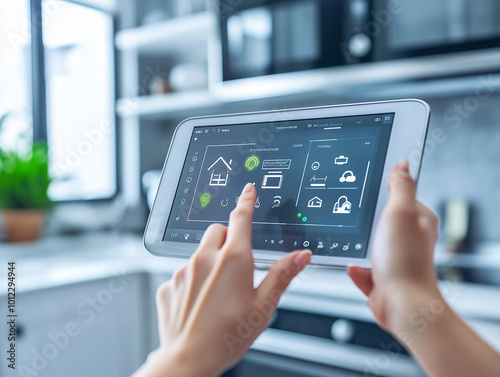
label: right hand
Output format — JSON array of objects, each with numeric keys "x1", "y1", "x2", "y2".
[{"x1": 347, "y1": 161, "x2": 440, "y2": 333}]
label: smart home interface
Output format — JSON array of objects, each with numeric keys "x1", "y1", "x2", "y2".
[{"x1": 164, "y1": 113, "x2": 395, "y2": 259}]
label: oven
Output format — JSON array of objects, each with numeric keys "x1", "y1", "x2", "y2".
[{"x1": 222, "y1": 296, "x2": 425, "y2": 377}]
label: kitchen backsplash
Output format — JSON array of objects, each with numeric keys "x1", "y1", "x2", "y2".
[{"x1": 418, "y1": 94, "x2": 500, "y2": 242}]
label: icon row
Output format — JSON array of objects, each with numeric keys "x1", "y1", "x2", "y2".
[
  {"x1": 309, "y1": 170, "x2": 356, "y2": 188},
  {"x1": 198, "y1": 192, "x2": 353, "y2": 214},
  {"x1": 169, "y1": 232, "x2": 203, "y2": 242},
  {"x1": 206, "y1": 156, "x2": 293, "y2": 188},
  {"x1": 310, "y1": 155, "x2": 349, "y2": 172},
  {"x1": 307, "y1": 195, "x2": 352, "y2": 214},
  {"x1": 171, "y1": 231, "x2": 364, "y2": 252}
]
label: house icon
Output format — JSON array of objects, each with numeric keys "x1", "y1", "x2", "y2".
[
  {"x1": 308, "y1": 196, "x2": 322, "y2": 208},
  {"x1": 207, "y1": 157, "x2": 232, "y2": 186}
]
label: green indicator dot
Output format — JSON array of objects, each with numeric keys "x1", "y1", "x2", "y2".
[
  {"x1": 200, "y1": 193, "x2": 211, "y2": 208},
  {"x1": 245, "y1": 155, "x2": 260, "y2": 171},
  {"x1": 297, "y1": 213, "x2": 302, "y2": 218}
]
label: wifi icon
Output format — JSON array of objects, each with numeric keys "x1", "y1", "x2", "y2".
[{"x1": 272, "y1": 196, "x2": 282, "y2": 209}]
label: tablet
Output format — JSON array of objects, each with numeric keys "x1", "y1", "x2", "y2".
[{"x1": 144, "y1": 100, "x2": 430, "y2": 268}]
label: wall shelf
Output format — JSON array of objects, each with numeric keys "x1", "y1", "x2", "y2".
[
  {"x1": 115, "y1": 12, "x2": 215, "y2": 58},
  {"x1": 117, "y1": 89, "x2": 219, "y2": 119}
]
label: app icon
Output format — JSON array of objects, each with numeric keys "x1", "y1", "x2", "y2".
[
  {"x1": 355, "y1": 243, "x2": 363, "y2": 250},
  {"x1": 339, "y1": 171, "x2": 357, "y2": 183},
  {"x1": 208, "y1": 157, "x2": 232, "y2": 186},
  {"x1": 333, "y1": 196, "x2": 352, "y2": 214},
  {"x1": 311, "y1": 161, "x2": 320, "y2": 170},
  {"x1": 262, "y1": 174, "x2": 283, "y2": 189},
  {"x1": 200, "y1": 193, "x2": 211, "y2": 208},
  {"x1": 318, "y1": 241, "x2": 324, "y2": 249},
  {"x1": 255, "y1": 197, "x2": 261, "y2": 209},
  {"x1": 342, "y1": 243, "x2": 350, "y2": 251},
  {"x1": 272, "y1": 196, "x2": 282, "y2": 208},
  {"x1": 303, "y1": 241, "x2": 310, "y2": 248},
  {"x1": 334, "y1": 155, "x2": 349, "y2": 165},
  {"x1": 308, "y1": 196, "x2": 323, "y2": 208},
  {"x1": 329, "y1": 242, "x2": 339, "y2": 249},
  {"x1": 310, "y1": 175, "x2": 327, "y2": 187},
  {"x1": 262, "y1": 159, "x2": 291, "y2": 170},
  {"x1": 221, "y1": 199, "x2": 229, "y2": 207},
  {"x1": 245, "y1": 155, "x2": 260, "y2": 171},
  {"x1": 184, "y1": 234, "x2": 190, "y2": 240}
]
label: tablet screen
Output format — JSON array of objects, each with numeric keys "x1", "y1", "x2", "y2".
[{"x1": 164, "y1": 113, "x2": 394, "y2": 258}]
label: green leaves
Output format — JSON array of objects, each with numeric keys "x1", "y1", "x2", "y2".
[{"x1": 0, "y1": 142, "x2": 52, "y2": 210}]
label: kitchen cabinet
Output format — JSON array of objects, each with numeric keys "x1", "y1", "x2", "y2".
[{"x1": 0, "y1": 273, "x2": 146, "y2": 377}]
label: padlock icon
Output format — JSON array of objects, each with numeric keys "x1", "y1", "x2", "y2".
[{"x1": 333, "y1": 196, "x2": 352, "y2": 214}]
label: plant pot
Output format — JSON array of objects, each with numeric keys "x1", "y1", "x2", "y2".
[{"x1": 2, "y1": 209, "x2": 45, "y2": 243}]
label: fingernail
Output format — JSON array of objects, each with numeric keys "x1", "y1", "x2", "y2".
[
  {"x1": 294, "y1": 250, "x2": 312, "y2": 268},
  {"x1": 242, "y1": 183, "x2": 253, "y2": 195},
  {"x1": 395, "y1": 161, "x2": 409, "y2": 174}
]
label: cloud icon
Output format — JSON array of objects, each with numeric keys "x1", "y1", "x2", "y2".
[{"x1": 339, "y1": 171, "x2": 356, "y2": 183}]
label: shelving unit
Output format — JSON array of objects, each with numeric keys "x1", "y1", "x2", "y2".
[
  {"x1": 116, "y1": 12, "x2": 215, "y2": 58},
  {"x1": 116, "y1": 89, "x2": 218, "y2": 118}
]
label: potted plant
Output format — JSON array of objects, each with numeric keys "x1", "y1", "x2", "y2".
[{"x1": 0, "y1": 114, "x2": 52, "y2": 242}]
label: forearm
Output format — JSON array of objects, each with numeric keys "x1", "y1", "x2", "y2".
[{"x1": 390, "y1": 285, "x2": 500, "y2": 377}]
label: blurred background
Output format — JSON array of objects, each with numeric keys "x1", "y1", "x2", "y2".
[{"x1": 1, "y1": 0, "x2": 500, "y2": 376}]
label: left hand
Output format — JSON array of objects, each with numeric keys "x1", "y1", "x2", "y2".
[{"x1": 147, "y1": 183, "x2": 311, "y2": 377}]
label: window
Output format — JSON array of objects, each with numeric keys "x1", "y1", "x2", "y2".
[
  {"x1": 0, "y1": 0, "x2": 32, "y2": 149},
  {"x1": 43, "y1": 0, "x2": 117, "y2": 201}
]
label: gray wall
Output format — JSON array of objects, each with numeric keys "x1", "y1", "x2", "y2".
[{"x1": 418, "y1": 94, "x2": 500, "y2": 242}]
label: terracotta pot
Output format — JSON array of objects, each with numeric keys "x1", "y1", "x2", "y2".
[{"x1": 2, "y1": 210, "x2": 45, "y2": 243}]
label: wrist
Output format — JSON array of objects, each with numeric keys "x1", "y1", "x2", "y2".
[
  {"x1": 385, "y1": 282, "x2": 448, "y2": 342},
  {"x1": 142, "y1": 346, "x2": 209, "y2": 377}
]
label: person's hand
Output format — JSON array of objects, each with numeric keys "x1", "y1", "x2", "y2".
[
  {"x1": 142, "y1": 183, "x2": 311, "y2": 377},
  {"x1": 347, "y1": 161, "x2": 440, "y2": 334}
]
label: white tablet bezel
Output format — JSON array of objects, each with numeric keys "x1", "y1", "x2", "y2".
[{"x1": 144, "y1": 99, "x2": 430, "y2": 268}]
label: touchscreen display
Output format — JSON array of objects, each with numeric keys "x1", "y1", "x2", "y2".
[{"x1": 164, "y1": 113, "x2": 394, "y2": 258}]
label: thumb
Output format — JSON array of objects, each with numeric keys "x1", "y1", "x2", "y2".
[
  {"x1": 388, "y1": 161, "x2": 417, "y2": 207},
  {"x1": 347, "y1": 266, "x2": 373, "y2": 297},
  {"x1": 257, "y1": 250, "x2": 311, "y2": 302}
]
